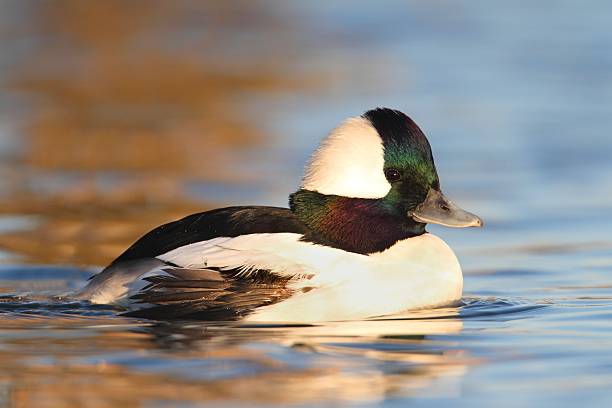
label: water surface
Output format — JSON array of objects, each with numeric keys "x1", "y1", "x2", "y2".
[{"x1": 1, "y1": 1, "x2": 611, "y2": 407}]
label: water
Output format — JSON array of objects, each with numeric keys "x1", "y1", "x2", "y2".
[{"x1": 1, "y1": 1, "x2": 611, "y2": 406}]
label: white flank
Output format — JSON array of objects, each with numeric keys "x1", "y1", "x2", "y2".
[
  {"x1": 81, "y1": 232, "x2": 463, "y2": 322},
  {"x1": 157, "y1": 233, "x2": 353, "y2": 281},
  {"x1": 301, "y1": 116, "x2": 391, "y2": 199},
  {"x1": 247, "y1": 233, "x2": 463, "y2": 323}
]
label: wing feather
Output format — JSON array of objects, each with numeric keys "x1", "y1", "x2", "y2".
[
  {"x1": 157, "y1": 233, "x2": 330, "y2": 280},
  {"x1": 125, "y1": 266, "x2": 295, "y2": 320}
]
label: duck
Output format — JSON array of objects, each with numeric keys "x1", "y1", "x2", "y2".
[{"x1": 76, "y1": 108, "x2": 482, "y2": 323}]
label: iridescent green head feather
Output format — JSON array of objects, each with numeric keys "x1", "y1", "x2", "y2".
[{"x1": 364, "y1": 108, "x2": 440, "y2": 214}]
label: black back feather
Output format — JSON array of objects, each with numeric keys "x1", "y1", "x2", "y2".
[{"x1": 111, "y1": 206, "x2": 309, "y2": 265}]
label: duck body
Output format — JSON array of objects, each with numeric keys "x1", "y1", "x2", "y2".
[{"x1": 77, "y1": 108, "x2": 480, "y2": 323}]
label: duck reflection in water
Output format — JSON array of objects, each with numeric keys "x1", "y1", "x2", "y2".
[{"x1": 127, "y1": 315, "x2": 471, "y2": 405}]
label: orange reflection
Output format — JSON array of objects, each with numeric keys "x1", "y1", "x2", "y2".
[
  {"x1": 0, "y1": 1, "x2": 323, "y2": 266},
  {"x1": 0, "y1": 313, "x2": 474, "y2": 407}
]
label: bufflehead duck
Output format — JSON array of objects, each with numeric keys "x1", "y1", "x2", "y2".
[{"x1": 76, "y1": 108, "x2": 482, "y2": 322}]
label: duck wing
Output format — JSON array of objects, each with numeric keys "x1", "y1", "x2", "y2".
[
  {"x1": 124, "y1": 266, "x2": 294, "y2": 321},
  {"x1": 110, "y1": 206, "x2": 310, "y2": 266},
  {"x1": 76, "y1": 206, "x2": 326, "y2": 316}
]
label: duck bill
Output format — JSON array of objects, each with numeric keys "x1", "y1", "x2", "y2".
[{"x1": 411, "y1": 189, "x2": 483, "y2": 228}]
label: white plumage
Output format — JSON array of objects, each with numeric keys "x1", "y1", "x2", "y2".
[
  {"x1": 246, "y1": 233, "x2": 463, "y2": 322},
  {"x1": 83, "y1": 233, "x2": 462, "y2": 322},
  {"x1": 301, "y1": 117, "x2": 392, "y2": 199}
]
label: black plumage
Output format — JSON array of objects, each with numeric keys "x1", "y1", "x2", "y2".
[
  {"x1": 125, "y1": 266, "x2": 293, "y2": 321},
  {"x1": 362, "y1": 108, "x2": 433, "y2": 159},
  {"x1": 111, "y1": 206, "x2": 310, "y2": 265}
]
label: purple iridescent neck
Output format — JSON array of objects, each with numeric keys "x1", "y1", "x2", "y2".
[{"x1": 289, "y1": 189, "x2": 426, "y2": 255}]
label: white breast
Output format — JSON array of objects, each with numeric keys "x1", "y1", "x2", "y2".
[{"x1": 246, "y1": 233, "x2": 463, "y2": 322}]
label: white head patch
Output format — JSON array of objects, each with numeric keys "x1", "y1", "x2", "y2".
[{"x1": 301, "y1": 116, "x2": 391, "y2": 199}]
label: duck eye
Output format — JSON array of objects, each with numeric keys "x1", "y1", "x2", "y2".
[{"x1": 384, "y1": 168, "x2": 402, "y2": 182}]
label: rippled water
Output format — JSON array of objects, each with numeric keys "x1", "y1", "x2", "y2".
[{"x1": 1, "y1": 1, "x2": 611, "y2": 407}]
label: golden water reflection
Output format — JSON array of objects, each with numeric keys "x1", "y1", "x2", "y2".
[
  {"x1": 0, "y1": 313, "x2": 472, "y2": 407},
  {"x1": 0, "y1": 0, "x2": 328, "y2": 266}
]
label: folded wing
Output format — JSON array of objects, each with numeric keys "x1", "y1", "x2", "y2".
[{"x1": 126, "y1": 266, "x2": 294, "y2": 320}]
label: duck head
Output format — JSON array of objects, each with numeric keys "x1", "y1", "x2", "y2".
[{"x1": 291, "y1": 107, "x2": 482, "y2": 254}]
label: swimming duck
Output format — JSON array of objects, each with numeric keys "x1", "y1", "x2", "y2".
[{"x1": 76, "y1": 108, "x2": 482, "y2": 322}]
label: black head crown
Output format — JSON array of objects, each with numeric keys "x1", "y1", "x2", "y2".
[{"x1": 363, "y1": 108, "x2": 436, "y2": 165}]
